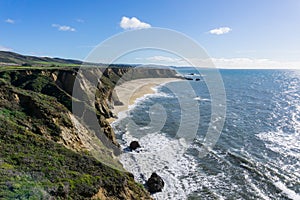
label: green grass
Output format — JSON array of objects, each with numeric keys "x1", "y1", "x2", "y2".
[
  {"x1": 0, "y1": 108, "x2": 26, "y2": 119},
  {"x1": 0, "y1": 67, "x2": 152, "y2": 199},
  {"x1": 32, "y1": 61, "x2": 81, "y2": 67},
  {"x1": 0, "y1": 117, "x2": 133, "y2": 199},
  {"x1": 0, "y1": 65, "x2": 78, "y2": 72}
]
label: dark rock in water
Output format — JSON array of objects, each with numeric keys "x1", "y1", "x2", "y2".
[
  {"x1": 195, "y1": 78, "x2": 200, "y2": 81},
  {"x1": 146, "y1": 172, "x2": 164, "y2": 193},
  {"x1": 129, "y1": 141, "x2": 141, "y2": 150},
  {"x1": 185, "y1": 77, "x2": 193, "y2": 80}
]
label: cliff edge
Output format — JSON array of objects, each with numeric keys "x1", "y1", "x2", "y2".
[{"x1": 0, "y1": 65, "x2": 178, "y2": 199}]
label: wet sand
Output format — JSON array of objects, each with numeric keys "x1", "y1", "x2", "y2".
[{"x1": 108, "y1": 78, "x2": 180, "y2": 123}]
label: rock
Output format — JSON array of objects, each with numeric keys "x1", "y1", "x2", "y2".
[
  {"x1": 146, "y1": 172, "x2": 164, "y2": 193},
  {"x1": 129, "y1": 141, "x2": 141, "y2": 150},
  {"x1": 113, "y1": 100, "x2": 123, "y2": 106},
  {"x1": 195, "y1": 78, "x2": 200, "y2": 81},
  {"x1": 184, "y1": 77, "x2": 193, "y2": 80}
]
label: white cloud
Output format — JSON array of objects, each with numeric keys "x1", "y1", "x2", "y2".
[
  {"x1": 209, "y1": 27, "x2": 232, "y2": 35},
  {"x1": 120, "y1": 16, "x2": 151, "y2": 30},
  {"x1": 52, "y1": 24, "x2": 76, "y2": 32},
  {"x1": 0, "y1": 45, "x2": 13, "y2": 51},
  {"x1": 5, "y1": 18, "x2": 15, "y2": 24}
]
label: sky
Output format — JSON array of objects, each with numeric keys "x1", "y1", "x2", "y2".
[{"x1": 0, "y1": 0, "x2": 300, "y2": 68}]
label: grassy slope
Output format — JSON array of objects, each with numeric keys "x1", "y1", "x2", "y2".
[
  {"x1": 0, "y1": 51, "x2": 135, "y2": 70},
  {"x1": 0, "y1": 51, "x2": 82, "y2": 66},
  {"x1": 0, "y1": 69, "x2": 150, "y2": 199}
]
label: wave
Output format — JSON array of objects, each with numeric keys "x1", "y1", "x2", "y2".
[
  {"x1": 113, "y1": 70, "x2": 300, "y2": 199},
  {"x1": 273, "y1": 181, "x2": 300, "y2": 200},
  {"x1": 112, "y1": 84, "x2": 175, "y2": 125},
  {"x1": 118, "y1": 132, "x2": 198, "y2": 200},
  {"x1": 127, "y1": 86, "x2": 175, "y2": 111},
  {"x1": 193, "y1": 96, "x2": 211, "y2": 101},
  {"x1": 257, "y1": 131, "x2": 300, "y2": 159},
  {"x1": 256, "y1": 130, "x2": 300, "y2": 178}
]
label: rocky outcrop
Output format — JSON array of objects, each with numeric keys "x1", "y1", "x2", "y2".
[
  {"x1": 129, "y1": 141, "x2": 141, "y2": 151},
  {"x1": 146, "y1": 173, "x2": 165, "y2": 193}
]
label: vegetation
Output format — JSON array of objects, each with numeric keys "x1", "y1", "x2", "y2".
[
  {"x1": 0, "y1": 51, "x2": 179, "y2": 199},
  {"x1": 0, "y1": 51, "x2": 82, "y2": 67},
  {"x1": 0, "y1": 116, "x2": 137, "y2": 199},
  {"x1": 0, "y1": 67, "x2": 151, "y2": 199},
  {"x1": 0, "y1": 51, "x2": 136, "y2": 71}
]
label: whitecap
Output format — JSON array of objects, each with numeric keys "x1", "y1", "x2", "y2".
[
  {"x1": 118, "y1": 132, "x2": 200, "y2": 200},
  {"x1": 273, "y1": 181, "x2": 300, "y2": 200}
]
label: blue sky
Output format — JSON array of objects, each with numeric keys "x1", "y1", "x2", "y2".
[{"x1": 1, "y1": 0, "x2": 300, "y2": 68}]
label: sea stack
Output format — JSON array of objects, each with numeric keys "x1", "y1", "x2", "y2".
[
  {"x1": 129, "y1": 141, "x2": 141, "y2": 150},
  {"x1": 146, "y1": 172, "x2": 165, "y2": 193}
]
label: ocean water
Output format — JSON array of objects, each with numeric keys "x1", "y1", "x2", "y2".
[{"x1": 112, "y1": 69, "x2": 300, "y2": 200}]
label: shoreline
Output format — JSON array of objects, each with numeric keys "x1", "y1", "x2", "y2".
[{"x1": 108, "y1": 78, "x2": 180, "y2": 123}]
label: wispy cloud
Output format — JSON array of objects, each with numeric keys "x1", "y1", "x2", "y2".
[
  {"x1": 210, "y1": 57, "x2": 300, "y2": 69},
  {"x1": 134, "y1": 56, "x2": 187, "y2": 66},
  {"x1": 209, "y1": 27, "x2": 232, "y2": 35},
  {"x1": 0, "y1": 45, "x2": 13, "y2": 51},
  {"x1": 5, "y1": 18, "x2": 15, "y2": 24},
  {"x1": 137, "y1": 56, "x2": 300, "y2": 69},
  {"x1": 77, "y1": 45, "x2": 96, "y2": 48},
  {"x1": 179, "y1": 57, "x2": 300, "y2": 69},
  {"x1": 120, "y1": 16, "x2": 151, "y2": 30},
  {"x1": 52, "y1": 24, "x2": 76, "y2": 32},
  {"x1": 76, "y1": 19, "x2": 84, "y2": 23},
  {"x1": 144, "y1": 56, "x2": 183, "y2": 63}
]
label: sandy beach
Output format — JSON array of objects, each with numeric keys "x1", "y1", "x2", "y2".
[{"x1": 108, "y1": 78, "x2": 180, "y2": 123}]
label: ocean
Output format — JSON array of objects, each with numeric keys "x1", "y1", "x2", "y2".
[{"x1": 112, "y1": 68, "x2": 300, "y2": 200}]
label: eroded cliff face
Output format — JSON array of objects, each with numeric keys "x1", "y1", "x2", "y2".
[{"x1": 0, "y1": 66, "x2": 178, "y2": 199}]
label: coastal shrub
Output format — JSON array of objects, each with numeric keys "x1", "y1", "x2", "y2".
[
  {"x1": 0, "y1": 68, "x2": 151, "y2": 199},
  {"x1": 0, "y1": 118, "x2": 133, "y2": 199}
]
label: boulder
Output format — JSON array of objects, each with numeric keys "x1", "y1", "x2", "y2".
[
  {"x1": 129, "y1": 141, "x2": 141, "y2": 150},
  {"x1": 146, "y1": 172, "x2": 164, "y2": 193}
]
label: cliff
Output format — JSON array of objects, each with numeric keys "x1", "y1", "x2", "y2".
[{"x1": 0, "y1": 65, "x2": 178, "y2": 199}]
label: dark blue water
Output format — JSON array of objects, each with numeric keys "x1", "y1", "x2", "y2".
[{"x1": 113, "y1": 69, "x2": 300, "y2": 200}]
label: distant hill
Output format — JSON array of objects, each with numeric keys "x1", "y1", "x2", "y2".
[
  {"x1": 0, "y1": 51, "x2": 179, "y2": 71},
  {"x1": 0, "y1": 51, "x2": 83, "y2": 66}
]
